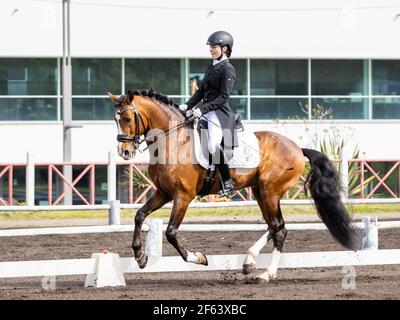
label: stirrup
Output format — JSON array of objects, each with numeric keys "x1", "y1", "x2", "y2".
[{"x1": 218, "y1": 179, "x2": 236, "y2": 197}]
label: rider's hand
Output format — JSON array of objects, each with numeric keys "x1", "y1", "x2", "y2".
[
  {"x1": 185, "y1": 108, "x2": 202, "y2": 121},
  {"x1": 178, "y1": 104, "x2": 188, "y2": 112}
]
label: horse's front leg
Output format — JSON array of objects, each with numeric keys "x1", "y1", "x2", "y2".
[
  {"x1": 132, "y1": 189, "x2": 171, "y2": 268},
  {"x1": 165, "y1": 194, "x2": 208, "y2": 265}
]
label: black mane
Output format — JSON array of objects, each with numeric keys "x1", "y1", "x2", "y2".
[{"x1": 130, "y1": 89, "x2": 180, "y2": 109}]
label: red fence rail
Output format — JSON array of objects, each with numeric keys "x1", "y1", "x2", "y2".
[
  {"x1": 352, "y1": 159, "x2": 400, "y2": 199},
  {"x1": 47, "y1": 164, "x2": 96, "y2": 205},
  {"x1": 1, "y1": 159, "x2": 400, "y2": 206},
  {"x1": 126, "y1": 163, "x2": 156, "y2": 204},
  {"x1": 0, "y1": 165, "x2": 12, "y2": 205}
]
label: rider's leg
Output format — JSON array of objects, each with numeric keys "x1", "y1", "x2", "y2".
[
  {"x1": 206, "y1": 111, "x2": 222, "y2": 155},
  {"x1": 214, "y1": 145, "x2": 235, "y2": 196},
  {"x1": 206, "y1": 112, "x2": 235, "y2": 196},
  {"x1": 206, "y1": 111, "x2": 222, "y2": 169}
]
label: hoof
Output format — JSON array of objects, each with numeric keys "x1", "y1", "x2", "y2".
[
  {"x1": 195, "y1": 252, "x2": 208, "y2": 266},
  {"x1": 242, "y1": 263, "x2": 257, "y2": 275},
  {"x1": 244, "y1": 275, "x2": 268, "y2": 284},
  {"x1": 255, "y1": 274, "x2": 270, "y2": 284},
  {"x1": 136, "y1": 253, "x2": 148, "y2": 269}
]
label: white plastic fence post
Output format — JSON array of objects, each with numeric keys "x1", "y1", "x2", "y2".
[
  {"x1": 84, "y1": 252, "x2": 126, "y2": 288},
  {"x1": 340, "y1": 149, "x2": 349, "y2": 202},
  {"x1": 26, "y1": 152, "x2": 35, "y2": 206},
  {"x1": 362, "y1": 216, "x2": 378, "y2": 250},
  {"x1": 108, "y1": 200, "x2": 121, "y2": 225},
  {"x1": 145, "y1": 218, "x2": 163, "y2": 257},
  {"x1": 107, "y1": 151, "x2": 117, "y2": 202}
]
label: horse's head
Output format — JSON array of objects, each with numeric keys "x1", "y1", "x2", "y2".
[{"x1": 108, "y1": 90, "x2": 143, "y2": 160}]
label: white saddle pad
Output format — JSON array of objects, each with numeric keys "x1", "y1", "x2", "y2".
[{"x1": 194, "y1": 128, "x2": 260, "y2": 169}]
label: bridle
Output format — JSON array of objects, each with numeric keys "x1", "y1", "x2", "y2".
[
  {"x1": 115, "y1": 101, "x2": 146, "y2": 151},
  {"x1": 114, "y1": 98, "x2": 191, "y2": 153}
]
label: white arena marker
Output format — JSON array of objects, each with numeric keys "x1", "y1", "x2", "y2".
[
  {"x1": 84, "y1": 252, "x2": 126, "y2": 288},
  {"x1": 108, "y1": 200, "x2": 121, "y2": 225},
  {"x1": 145, "y1": 218, "x2": 163, "y2": 257},
  {"x1": 362, "y1": 216, "x2": 378, "y2": 250}
]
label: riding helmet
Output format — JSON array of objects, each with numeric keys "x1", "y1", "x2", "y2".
[{"x1": 206, "y1": 31, "x2": 234, "y2": 51}]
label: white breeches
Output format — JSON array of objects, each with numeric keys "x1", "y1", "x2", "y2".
[{"x1": 203, "y1": 111, "x2": 222, "y2": 154}]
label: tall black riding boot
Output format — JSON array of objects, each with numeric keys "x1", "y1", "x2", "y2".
[{"x1": 214, "y1": 147, "x2": 235, "y2": 197}]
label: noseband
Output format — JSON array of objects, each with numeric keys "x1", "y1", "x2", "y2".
[{"x1": 115, "y1": 101, "x2": 146, "y2": 150}]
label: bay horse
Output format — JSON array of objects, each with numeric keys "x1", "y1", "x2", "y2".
[{"x1": 108, "y1": 89, "x2": 360, "y2": 282}]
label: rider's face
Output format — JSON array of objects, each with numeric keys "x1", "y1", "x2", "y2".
[{"x1": 209, "y1": 45, "x2": 222, "y2": 60}]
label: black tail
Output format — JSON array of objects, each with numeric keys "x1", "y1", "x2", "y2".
[{"x1": 302, "y1": 148, "x2": 361, "y2": 251}]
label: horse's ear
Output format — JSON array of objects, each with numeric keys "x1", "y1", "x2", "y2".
[
  {"x1": 127, "y1": 90, "x2": 134, "y2": 104},
  {"x1": 107, "y1": 92, "x2": 120, "y2": 103}
]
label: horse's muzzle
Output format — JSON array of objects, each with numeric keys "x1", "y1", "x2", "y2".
[{"x1": 121, "y1": 148, "x2": 135, "y2": 160}]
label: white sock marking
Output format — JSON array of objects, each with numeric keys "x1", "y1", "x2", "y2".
[
  {"x1": 267, "y1": 248, "x2": 282, "y2": 278},
  {"x1": 244, "y1": 231, "x2": 269, "y2": 266}
]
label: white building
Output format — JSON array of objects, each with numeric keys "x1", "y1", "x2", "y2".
[
  {"x1": 1, "y1": 0, "x2": 400, "y2": 163},
  {"x1": 0, "y1": 0, "x2": 400, "y2": 204}
]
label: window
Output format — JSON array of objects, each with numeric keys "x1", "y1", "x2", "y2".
[
  {"x1": 251, "y1": 60, "x2": 307, "y2": 95},
  {"x1": 70, "y1": 59, "x2": 121, "y2": 120},
  {"x1": 373, "y1": 60, "x2": 400, "y2": 95},
  {"x1": 230, "y1": 59, "x2": 247, "y2": 95},
  {"x1": 0, "y1": 59, "x2": 57, "y2": 95},
  {"x1": 189, "y1": 59, "x2": 209, "y2": 90},
  {"x1": 72, "y1": 98, "x2": 113, "y2": 121},
  {"x1": 125, "y1": 59, "x2": 182, "y2": 95},
  {"x1": 72, "y1": 59, "x2": 121, "y2": 95},
  {"x1": 312, "y1": 98, "x2": 368, "y2": 120},
  {"x1": 373, "y1": 98, "x2": 400, "y2": 119},
  {"x1": 0, "y1": 98, "x2": 57, "y2": 121},
  {"x1": 1, "y1": 57, "x2": 400, "y2": 122},
  {"x1": 311, "y1": 60, "x2": 367, "y2": 95},
  {"x1": 230, "y1": 98, "x2": 248, "y2": 119},
  {"x1": 310, "y1": 60, "x2": 369, "y2": 119},
  {"x1": 251, "y1": 98, "x2": 308, "y2": 120}
]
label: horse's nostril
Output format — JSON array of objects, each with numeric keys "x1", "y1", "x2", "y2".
[{"x1": 124, "y1": 150, "x2": 130, "y2": 157}]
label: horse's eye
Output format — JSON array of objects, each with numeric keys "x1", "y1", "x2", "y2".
[{"x1": 123, "y1": 117, "x2": 131, "y2": 122}]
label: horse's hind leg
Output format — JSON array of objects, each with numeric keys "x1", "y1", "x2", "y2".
[
  {"x1": 132, "y1": 189, "x2": 171, "y2": 269},
  {"x1": 258, "y1": 197, "x2": 287, "y2": 282},
  {"x1": 242, "y1": 187, "x2": 270, "y2": 275},
  {"x1": 243, "y1": 185, "x2": 287, "y2": 282}
]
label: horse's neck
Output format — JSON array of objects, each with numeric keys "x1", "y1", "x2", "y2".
[
  {"x1": 143, "y1": 99, "x2": 194, "y2": 167},
  {"x1": 141, "y1": 100, "x2": 183, "y2": 131},
  {"x1": 138, "y1": 99, "x2": 185, "y2": 166}
]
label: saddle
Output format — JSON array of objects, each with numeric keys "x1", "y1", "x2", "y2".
[
  {"x1": 197, "y1": 113, "x2": 244, "y2": 161},
  {"x1": 194, "y1": 113, "x2": 260, "y2": 196}
]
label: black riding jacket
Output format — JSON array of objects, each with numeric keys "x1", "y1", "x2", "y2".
[{"x1": 185, "y1": 59, "x2": 238, "y2": 148}]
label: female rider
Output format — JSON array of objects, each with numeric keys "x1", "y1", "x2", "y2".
[{"x1": 179, "y1": 31, "x2": 237, "y2": 196}]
